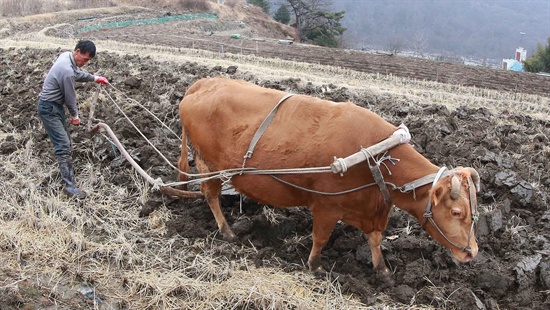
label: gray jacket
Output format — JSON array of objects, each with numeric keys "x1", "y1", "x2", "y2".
[{"x1": 39, "y1": 51, "x2": 95, "y2": 117}]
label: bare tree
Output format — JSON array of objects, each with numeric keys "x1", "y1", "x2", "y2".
[
  {"x1": 386, "y1": 36, "x2": 406, "y2": 55},
  {"x1": 338, "y1": 30, "x2": 358, "y2": 49},
  {"x1": 411, "y1": 32, "x2": 428, "y2": 56}
]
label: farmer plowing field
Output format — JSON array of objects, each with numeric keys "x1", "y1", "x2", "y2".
[{"x1": 37, "y1": 40, "x2": 109, "y2": 198}]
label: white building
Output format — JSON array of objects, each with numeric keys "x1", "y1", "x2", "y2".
[{"x1": 502, "y1": 47, "x2": 527, "y2": 71}]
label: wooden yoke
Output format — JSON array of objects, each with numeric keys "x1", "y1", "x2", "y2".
[{"x1": 330, "y1": 124, "x2": 411, "y2": 175}]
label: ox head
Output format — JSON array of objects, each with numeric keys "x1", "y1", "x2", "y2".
[{"x1": 423, "y1": 167, "x2": 481, "y2": 263}]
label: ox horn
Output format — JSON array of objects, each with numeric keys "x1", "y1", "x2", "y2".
[
  {"x1": 465, "y1": 167, "x2": 481, "y2": 192},
  {"x1": 450, "y1": 175, "x2": 461, "y2": 200}
]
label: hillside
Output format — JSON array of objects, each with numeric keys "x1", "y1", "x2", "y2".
[
  {"x1": 74, "y1": 5, "x2": 550, "y2": 99},
  {"x1": 0, "y1": 1, "x2": 298, "y2": 41}
]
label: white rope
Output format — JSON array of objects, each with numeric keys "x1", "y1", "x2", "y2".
[
  {"x1": 335, "y1": 158, "x2": 348, "y2": 173},
  {"x1": 162, "y1": 166, "x2": 334, "y2": 187},
  {"x1": 100, "y1": 87, "x2": 186, "y2": 175},
  {"x1": 107, "y1": 84, "x2": 181, "y2": 141},
  {"x1": 271, "y1": 175, "x2": 380, "y2": 196}
]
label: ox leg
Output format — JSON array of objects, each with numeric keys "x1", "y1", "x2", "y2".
[
  {"x1": 308, "y1": 210, "x2": 340, "y2": 271},
  {"x1": 195, "y1": 158, "x2": 236, "y2": 242},
  {"x1": 366, "y1": 231, "x2": 390, "y2": 275}
]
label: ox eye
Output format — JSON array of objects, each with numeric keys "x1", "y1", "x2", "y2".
[{"x1": 451, "y1": 209, "x2": 462, "y2": 217}]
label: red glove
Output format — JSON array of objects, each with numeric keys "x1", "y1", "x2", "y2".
[
  {"x1": 70, "y1": 117, "x2": 81, "y2": 126},
  {"x1": 95, "y1": 76, "x2": 109, "y2": 85}
]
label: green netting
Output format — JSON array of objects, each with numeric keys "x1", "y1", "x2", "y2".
[{"x1": 75, "y1": 13, "x2": 217, "y2": 35}]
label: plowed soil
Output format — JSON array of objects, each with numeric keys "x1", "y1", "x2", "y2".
[{"x1": 1, "y1": 8, "x2": 549, "y2": 310}]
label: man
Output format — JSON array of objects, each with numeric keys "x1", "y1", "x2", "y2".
[{"x1": 38, "y1": 40, "x2": 109, "y2": 199}]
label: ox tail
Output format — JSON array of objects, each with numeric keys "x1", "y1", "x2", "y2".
[
  {"x1": 178, "y1": 128, "x2": 191, "y2": 186},
  {"x1": 158, "y1": 126, "x2": 204, "y2": 199}
]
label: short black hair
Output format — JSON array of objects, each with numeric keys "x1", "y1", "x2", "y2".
[{"x1": 74, "y1": 40, "x2": 96, "y2": 58}]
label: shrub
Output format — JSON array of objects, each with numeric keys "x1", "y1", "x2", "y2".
[
  {"x1": 273, "y1": 5, "x2": 290, "y2": 25},
  {"x1": 524, "y1": 37, "x2": 550, "y2": 73}
]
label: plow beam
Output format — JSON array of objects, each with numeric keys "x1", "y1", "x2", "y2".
[{"x1": 91, "y1": 122, "x2": 203, "y2": 198}]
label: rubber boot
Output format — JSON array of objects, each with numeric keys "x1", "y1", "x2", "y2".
[{"x1": 59, "y1": 160, "x2": 87, "y2": 199}]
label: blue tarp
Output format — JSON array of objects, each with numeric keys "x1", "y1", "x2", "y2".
[{"x1": 509, "y1": 62, "x2": 524, "y2": 71}]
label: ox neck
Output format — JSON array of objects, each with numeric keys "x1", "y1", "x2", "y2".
[
  {"x1": 385, "y1": 155, "x2": 442, "y2": 219},
  {"x1": 392, "y1": 184, "x2": 433, "y2": 220}
]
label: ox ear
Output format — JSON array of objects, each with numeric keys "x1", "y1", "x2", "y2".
[{"x1": 430, "y1": 185, "x2": 445, "y2": 207}]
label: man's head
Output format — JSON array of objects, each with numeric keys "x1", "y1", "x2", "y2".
[{"x1": 73, "y1": 40, "x2": 96, "y2": 67}]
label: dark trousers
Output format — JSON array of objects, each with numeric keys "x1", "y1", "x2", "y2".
[{"x1": 37, "y1": 99, "x2": 72, "y2": 162}]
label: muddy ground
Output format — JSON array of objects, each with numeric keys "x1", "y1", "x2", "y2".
[{"x1": 0, "y1": 45, "x2": 549, "y2": 309}]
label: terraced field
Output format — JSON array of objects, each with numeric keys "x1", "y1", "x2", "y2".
[{"x1": 76, "y1": 18, "x2": 550, "y2": 98}]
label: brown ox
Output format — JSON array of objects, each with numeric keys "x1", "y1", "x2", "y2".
[{"x1": 173, "y1": 77, "x2": 480, "y2": 273}]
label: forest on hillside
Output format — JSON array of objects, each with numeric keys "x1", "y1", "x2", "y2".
[{"x1": 334, "y1": 0, "x2": 549, "y2": 60}]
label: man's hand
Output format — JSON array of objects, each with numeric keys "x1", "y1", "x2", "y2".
[
  {"x1": 95, "y1": 76, "x2": 109, "y2": 85},
  {"x1": 71, "y1": 116, "x2": 81, "y2": 126}
]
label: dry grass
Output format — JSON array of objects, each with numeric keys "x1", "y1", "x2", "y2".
[
  {"x1": 177, "y1": 0, "x2": 212, "y2": 11},
  {"x1": 0, "y1": 139, "x2": 390, "y2": 308},
  {"x1": 0, "y1": 0, "x2": 115, "y2": 17}
]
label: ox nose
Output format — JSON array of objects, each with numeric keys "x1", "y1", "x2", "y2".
[
  {"x1": 463, "y1": 246, "x2": 478, "y2": 262},
  {"x1": 469, "y1": 246, "x2": 478, "y2": 258}
]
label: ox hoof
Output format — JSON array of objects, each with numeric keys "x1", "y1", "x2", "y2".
[
  {"x1": 308, "y1": 256, "x2": 322, "y2": 271},
  {"x1": 221, "y1": 229, "x2": 238, "y2": 242},
  {"x1": 377, "y1": 266, "x2": 391, "y2": 277},
  {"x1": 374, "y1": 262, "x2": 391, "y2": 277}
]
